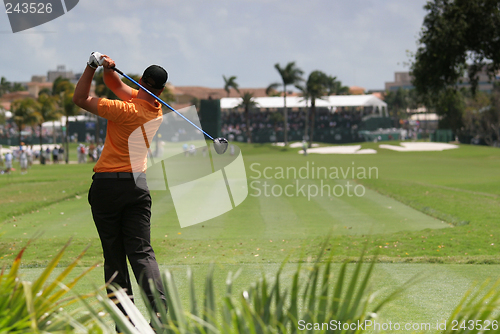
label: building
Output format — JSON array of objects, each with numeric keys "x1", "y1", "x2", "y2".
[
  {"x1": 26, "y1": 76, "x2": 53, "y2": 98},
  {"x1": 385, "y1": 72, "x2": 414, "y2": 91},
  {"x1": 0, "y1": 91, "x2": 35, "y2": 111},
  {"x1": 0, "y1": 65, "x2": 86, "y2": 111},
  {"x1": 455, "y1": 69, "x2": 498, "y2": 92},
  {"x1": 47, "y1": 65, "x2": 75, "y2": 83},
  {"x1": 385, "y1": 70, "x2": 499, "y2": 92},
  {"x1": 349, "y1": 86, "x2": 366, "y2": 95}
]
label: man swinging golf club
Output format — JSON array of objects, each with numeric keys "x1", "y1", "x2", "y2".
[{"x1": 73, "y1": 52, "x2": 167, "y2": 324}]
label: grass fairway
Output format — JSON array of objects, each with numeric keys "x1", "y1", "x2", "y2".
[
  {"x1": 2, "y1": 141, "x2": 498, "y2": 264},
  {"x1": 2, "y1": 141, "x2": 500, "y2": 327}
]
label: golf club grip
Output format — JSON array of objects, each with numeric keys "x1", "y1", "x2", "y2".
[
  {"x1": 112, "y1": 67, "x2": 124, "y2": 76},
  {"x1": 111, "y1": 67, "x2": 214, "y2": 140}
]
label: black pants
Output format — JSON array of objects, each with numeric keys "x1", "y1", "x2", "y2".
[{"x1": 88, "y1": 175, "x2": 166, "y2": 315}]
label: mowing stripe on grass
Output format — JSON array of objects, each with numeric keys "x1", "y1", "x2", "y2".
[
  {"x1": 251, "y1": 178, "x2": 448, "y2": 236},
  {"x1": 306, "y1": 179, "x2": 380, "y2": 234},
  {"x1": 0, "y1": 177, "x2": 448, "y2": 242},
  {"x1": 256, "y1": 182, "x2": 305, "y2": 239},
  {"x1": 373, "y1": 263, "x2": 484, "y2": 327},
  {"x1": 341, "y1": 179, "x2": 448, "y2": 233}
]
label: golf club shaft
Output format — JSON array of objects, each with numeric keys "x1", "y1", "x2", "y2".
[{"x1": 112, "y1": 67, "x2": 214, "y2": 140}]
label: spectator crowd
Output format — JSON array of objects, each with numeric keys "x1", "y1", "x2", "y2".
[
  {"x1": 221, "y1": 108, "x2": 363, "y2": 142},
  {"x1": 0, "y1": 141, "x2": 103, "y2": 175}
]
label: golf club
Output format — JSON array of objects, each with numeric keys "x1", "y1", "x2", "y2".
[{"x1": 112, "y1": 67, "x2": 228, "y2": 155}]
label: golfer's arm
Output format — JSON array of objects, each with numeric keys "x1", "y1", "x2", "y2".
[
  {"x1": 103, "y1": 68, "x2": 134, "y2": 101},
  {"x1": 73, "y1": 65, "x2": 99, "y2": 115}
]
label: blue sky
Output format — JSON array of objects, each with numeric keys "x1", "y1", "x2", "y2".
[{"x1": 0, "y1": 0, "x2": 428, "y2": 90}]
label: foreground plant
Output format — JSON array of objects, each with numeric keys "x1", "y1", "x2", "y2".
[
  {"x1": 431, "y1": 278, "x2": 500, "y2": 334},
  {"x1": 99, "y1": 241, "x2": 416, "y2": 334},
  {"x1": 5, "y1": 237, "x2": 500, "y2": 333},
  {"x1": 0, "y1": 240, "x2": 109, "y2": 333}
]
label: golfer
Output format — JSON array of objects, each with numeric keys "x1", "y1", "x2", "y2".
[{"x1": 73, "y1": 52, "x2": 167, "y2": 321}]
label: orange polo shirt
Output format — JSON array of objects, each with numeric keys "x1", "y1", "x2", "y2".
[{"x1": 94, "y1": 89, "x2": 163, "y2": 173}]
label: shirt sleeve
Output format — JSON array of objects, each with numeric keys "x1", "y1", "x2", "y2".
[{"x1": 97, "y1": 89, "x2": 139, "y2": 124}]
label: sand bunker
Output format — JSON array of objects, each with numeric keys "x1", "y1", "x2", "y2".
[
  {"x1": 273, "y1": 142, "x2": 320, "y2": 148},
  {"x1": 298, "y1": 145, "x2": 377, "y2": 155},
  {"x1": 379, "y1": 142, "x2": 459, "y2": 152}
]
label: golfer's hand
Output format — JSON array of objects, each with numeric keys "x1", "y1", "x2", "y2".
[
  {"x1": 88, "y1": 51, "x2": 106, "y2": 69},
  {"x1": 102, "y1": 56, "x2": 116, "y2": 70}
]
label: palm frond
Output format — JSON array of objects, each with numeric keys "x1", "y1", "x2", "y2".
[
  {"x1": 96, "y1": 239, "x2": 417, "y2": 334},
  {"x1": 0, "y1": 240, "x2": 107, "y2": 333}
]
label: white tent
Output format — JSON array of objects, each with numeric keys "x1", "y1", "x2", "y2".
[
  {"x1": 220, "y1": 95, "x2": 388, "y2": 116},
  {"x1": 410, "y1": 113, "x2": 440, "y2": 121},
  {"x1": 2, "y1": 110, "x2": 91, "y2": 126},
  {"x1": 41, "y1": 115, "x2": 91, "y2": 128}
]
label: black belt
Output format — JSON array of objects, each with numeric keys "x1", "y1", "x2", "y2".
[{"x1": 93, "y1": 172, "x2": 135, "y2": 179}]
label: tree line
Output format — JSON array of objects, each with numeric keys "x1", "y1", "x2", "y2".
[
  {"x1": 3, "y1": 77, "x2": 79, "y2": 163},
  {"x1": 1, "y1": 62, "x2": 352, "y2": 152},
  {"x1": 0, "y1": 76, "x2": 26, "y2": 96},
  {"x1": 0, "y1": 70, "x2": 176, "y2": 163},
  {"x1": 410, "y1": 0, "x2": 500, "y2": 146}
]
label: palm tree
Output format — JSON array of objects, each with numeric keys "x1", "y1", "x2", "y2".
[
  {"x1": 159, "y1": 85, "x2": 175, "y2": 104},
  {"x1": 384, "y1": 88, "x2": 408, "y2": 121},
  {"x1": 190, "y1": 97, "x2": 200, "y2": 112},
  {"x1": 61, "y1": 91, "x2": 79, "y2": 163},
  {"x1": 326, "y1": 75, "x2": 350, "y2": 95},
  {"x1": 296, "y1": 71, "x2": 329, "y2": 148},
  {"x1": 268, "y1": 62, "x2": 303, "y2": 145},
  {"x1": 269, "y1": 112, "x2": 284, "y2": 144},
  {"x1": 12, "y1": 98, "x2": 41, "y2": 145},
  {"x1": 11, "y1": 82, "x2": 26, "y2": 92},
  {"x1": 265, "y1": 85, "x2": 281, "y2": 97},
  {"x1": 35, "y1": 93, "x2": 60, "y2": 149},
  {"x1": 0, "y1": 108, "x2": 6, "y2": 125},
  {"x1": 295, "y1": 85, "x2": 311, "y2": 142},
  {"x1": 53, "y1": 77, "x2": 79, "y2": 163},
  {"x1": 235, "y1": 92, "x2": 258, "y2": 143},
  {"x1": 0, "y1": 77, "x2": 11, "y2": 96},
  {"x1": 223, "y1": 75, "x2": 239, "y2": 97}
]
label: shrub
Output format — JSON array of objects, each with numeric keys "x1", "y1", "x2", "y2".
[
  {"x1": 100, "y1": 242, "x2": 415, "y2": 334},
  {"x1": 0, "y1": 240, "x2": 107, "y2": 333}
]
